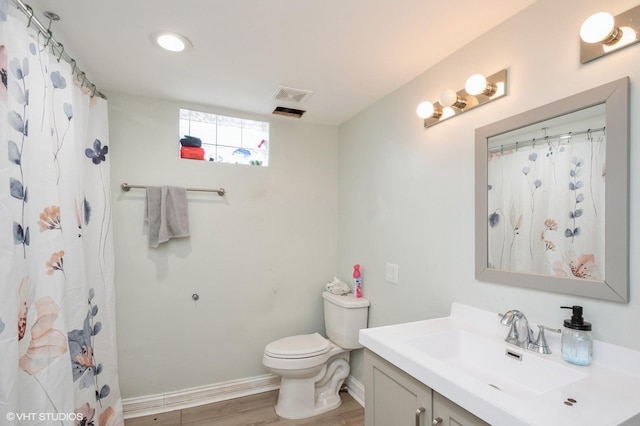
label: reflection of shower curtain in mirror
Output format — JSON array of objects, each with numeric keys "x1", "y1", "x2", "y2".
[{"x1": 487, "y1": 134, "x2": 605, "y2": 281}]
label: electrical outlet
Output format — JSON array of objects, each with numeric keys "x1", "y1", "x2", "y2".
[{"x1": 385, "y1": 263, "x2": 399, "y2": 285}]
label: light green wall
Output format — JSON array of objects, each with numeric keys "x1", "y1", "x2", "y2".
[
  {"x1": 108, "y1": 92, "x2": 338, "y2": 398},
  {"x1": 338, "y1": 0, "x2": 640, "y2": 382},
  {"x1": 109, "y1": 0, "x2": 640, "y2": 399}
]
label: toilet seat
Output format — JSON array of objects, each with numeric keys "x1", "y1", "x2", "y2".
[{"x1": 264, "y1": 332, "x2": 330, "y2": 359}]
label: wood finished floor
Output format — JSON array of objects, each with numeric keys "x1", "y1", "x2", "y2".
[{"x1": 124, "y1": 390, "x2": 364, "y2": 426}]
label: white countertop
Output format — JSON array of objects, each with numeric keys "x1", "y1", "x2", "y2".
[{"x1": 359, "y1": 303, "x2": 640, "y2": 426}]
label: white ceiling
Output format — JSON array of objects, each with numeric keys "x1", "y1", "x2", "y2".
[{"x1": 26, "y1": 0, "x2": 536, "y2": 126}]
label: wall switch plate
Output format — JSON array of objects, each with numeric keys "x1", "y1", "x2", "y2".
[{"x1": 385, "y1": 263, "x2": 399, "y2": 285}]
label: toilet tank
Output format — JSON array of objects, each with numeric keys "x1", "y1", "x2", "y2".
[{"x1": 322, "y1": 291, "x2": 370, "y2": 350}]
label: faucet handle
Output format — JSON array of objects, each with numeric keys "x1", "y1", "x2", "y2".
[
  {"x1": 498, "y1": 312, "x2": 520, "y2": 345},
  {"x1": 528, "y1": 325, "x2": 561, "y2": 354}
]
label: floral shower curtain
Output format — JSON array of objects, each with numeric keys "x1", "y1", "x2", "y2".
[
  {"x1": 487, "y1": 131, "x2": 606, "y2": 281},
  {"x1": 0, "y1": 6, "x2": 123, "y2": 426}
]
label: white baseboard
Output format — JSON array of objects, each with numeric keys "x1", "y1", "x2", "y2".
[
  {"x1": 122, "y1": 374, "x2": 280, "y2": 419},
  {"x1": 345, "y1": 375, "x2": 365, "y2": 407},
  {"x1": 122, "y1": 373, "x2": 364, "y2": 419}
]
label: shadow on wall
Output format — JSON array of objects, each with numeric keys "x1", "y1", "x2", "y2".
[{"x1": 147, "y1": 239, "x2": 193, "y2": 281}]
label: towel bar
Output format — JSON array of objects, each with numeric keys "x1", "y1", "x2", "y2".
[{"x1": 120, "y1": 182, "x2": 225, "y2": 196}]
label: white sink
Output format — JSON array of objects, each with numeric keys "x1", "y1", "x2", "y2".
[
  {"x1": 404, "y1": 329, "x2": 586, "y2": 399},
  {"x1": 359, "y1": 303, "x2": 640, "y2": 426}
]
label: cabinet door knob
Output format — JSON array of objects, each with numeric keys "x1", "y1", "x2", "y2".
[
  {"x1": 432, "y1": 417, "x2": 443, "y2": 426},
  {"x1": 415, "y1": 407, "x2": 425, "y2": 426}
]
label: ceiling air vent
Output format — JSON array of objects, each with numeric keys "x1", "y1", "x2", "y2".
[
  {"x1": 272, "y1": 106, "x2": 306, "y2": 118},
  {"x1": 271, "y1": 85, "x2": 314, "y2": 104}
]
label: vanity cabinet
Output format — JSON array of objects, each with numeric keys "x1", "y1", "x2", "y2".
[
  {"x1": 364, "y1": 350, "x2": 489, "y2": 426},
  {"x1": 432, "y1": 391, "x2": 489, "y2": 426}
]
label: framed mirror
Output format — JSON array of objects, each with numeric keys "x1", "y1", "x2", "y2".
[{"x1": 475, "y1": 77, "x2": 629, "y2": 302}]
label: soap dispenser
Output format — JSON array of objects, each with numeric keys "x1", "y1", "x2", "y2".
[{"x1": 560, "y1": 306, "x2": 593, "y2": 366}]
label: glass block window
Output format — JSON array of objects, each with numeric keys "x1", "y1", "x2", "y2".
[{"x1": 179, "y1": 108, "x2": 269, "y2": 166}]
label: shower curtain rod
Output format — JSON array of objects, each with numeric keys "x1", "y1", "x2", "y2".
[
  {"x1": 121, "y1": 183, "x2": 226, "y2": 196},
  {"x1": 488, "y1": 126, "x2": 605, "y2": 154},
  {"x1": 11, "y1": 0, "x2": 107, "y2": 99}
]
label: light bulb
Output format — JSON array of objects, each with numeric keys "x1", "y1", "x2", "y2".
[
  {"x1": 417, "y1": 101, "x2": 435, "y2": 119},
  {"x1": 439, "y1": 89, "x2": 458, "y2": 108},
  {"x1": 153, "y1": 32, "x2": 192, "y2": 52},
  {"x1": 439, "y1": 89, "x2": 466, "y2": 109},
  {"x1": 157, "y1": 34, "x2": 185, "y2": 51},
  {"x1": 580, "y1": 12, "x2": 617, "y2": 44},
  {"x1": 465, "y1": 74, "x2": 489, "y2": 96}
]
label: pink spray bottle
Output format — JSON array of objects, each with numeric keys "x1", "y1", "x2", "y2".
[{"x1": 353, "y1": 264, "x2": 362, "y2": 298}]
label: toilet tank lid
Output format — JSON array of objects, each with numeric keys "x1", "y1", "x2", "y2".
[{"x1": 322, "y1": 291, "x2": 370, "y2": 308}]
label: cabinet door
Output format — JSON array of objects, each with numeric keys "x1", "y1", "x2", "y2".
[
  {"x1": 365, "y1": 350, "x2": 432, "y2": 426},
  {"x1": 433, "y1": 391, "x2": 490, "y2": 426}
]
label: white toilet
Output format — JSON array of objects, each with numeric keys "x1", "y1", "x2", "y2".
[{"x1": 262, "y1": 291, "x2": 370, "y2": 419}]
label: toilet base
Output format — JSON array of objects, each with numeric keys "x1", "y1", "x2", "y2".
[{"x1": 274, "y1": 354, "x2": 350, "y2": 419}]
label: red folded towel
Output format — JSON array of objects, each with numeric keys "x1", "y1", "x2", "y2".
[{"x1": 180, "y1": 146, "x2": 204, "y2": 160}]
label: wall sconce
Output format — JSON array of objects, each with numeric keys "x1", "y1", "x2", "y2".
[
  {"x1": 416, "y1": 69, "x2": 508, "y2": 128},
  {"x1": 580, "y1": 5, "x2": 640, "y2": 63}
]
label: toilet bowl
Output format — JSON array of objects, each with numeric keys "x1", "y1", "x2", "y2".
[
  {"x1": 263, "y1": 333, "x2": 350, "y2": 419},
  {"x1": 263, "y1": 292, "x2": 370, "y2": 419}
]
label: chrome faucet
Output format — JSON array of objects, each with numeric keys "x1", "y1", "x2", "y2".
[
  {"x1": 499, "y1": 310, "x2": 561, "y2": 354},
  {"x1": 499, "y1": 310, "x2": 534, "y2": 349}
]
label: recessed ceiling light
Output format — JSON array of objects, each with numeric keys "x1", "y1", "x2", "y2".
[{"x1": 152, "y1": 32, "x2": 192, "y2": 52}]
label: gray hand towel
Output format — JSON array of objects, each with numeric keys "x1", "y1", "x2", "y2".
[{"x1": 145, "y1": 186, "x2": 190, "y2": 247}]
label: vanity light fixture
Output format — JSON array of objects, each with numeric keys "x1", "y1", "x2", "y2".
[
  {"x1": 416, "y1": 69, "x2": 508, "y2": 128},
  {"x1": 152, "y1": 32, "x2": 193, "y2": 52},
  {"x1": 579, "y1": 5, "x2": 640, "y2": 63}
]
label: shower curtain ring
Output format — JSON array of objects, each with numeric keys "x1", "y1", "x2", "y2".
[
  {"x1": 91, "y1": 84, "x2": 97, "y2": 97},
  {"x1": 57, "y1": 43, "x2": 64, "y2": 62},
  {"x1": 44, "y1": 30, "x2": 53, "y2": 48},
  {"x1": 70, "y1": 58, "x2": 77, "y2": 76},
  {"x1": 25, "y1": 5, "x2": 34, "y2": 27}
]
